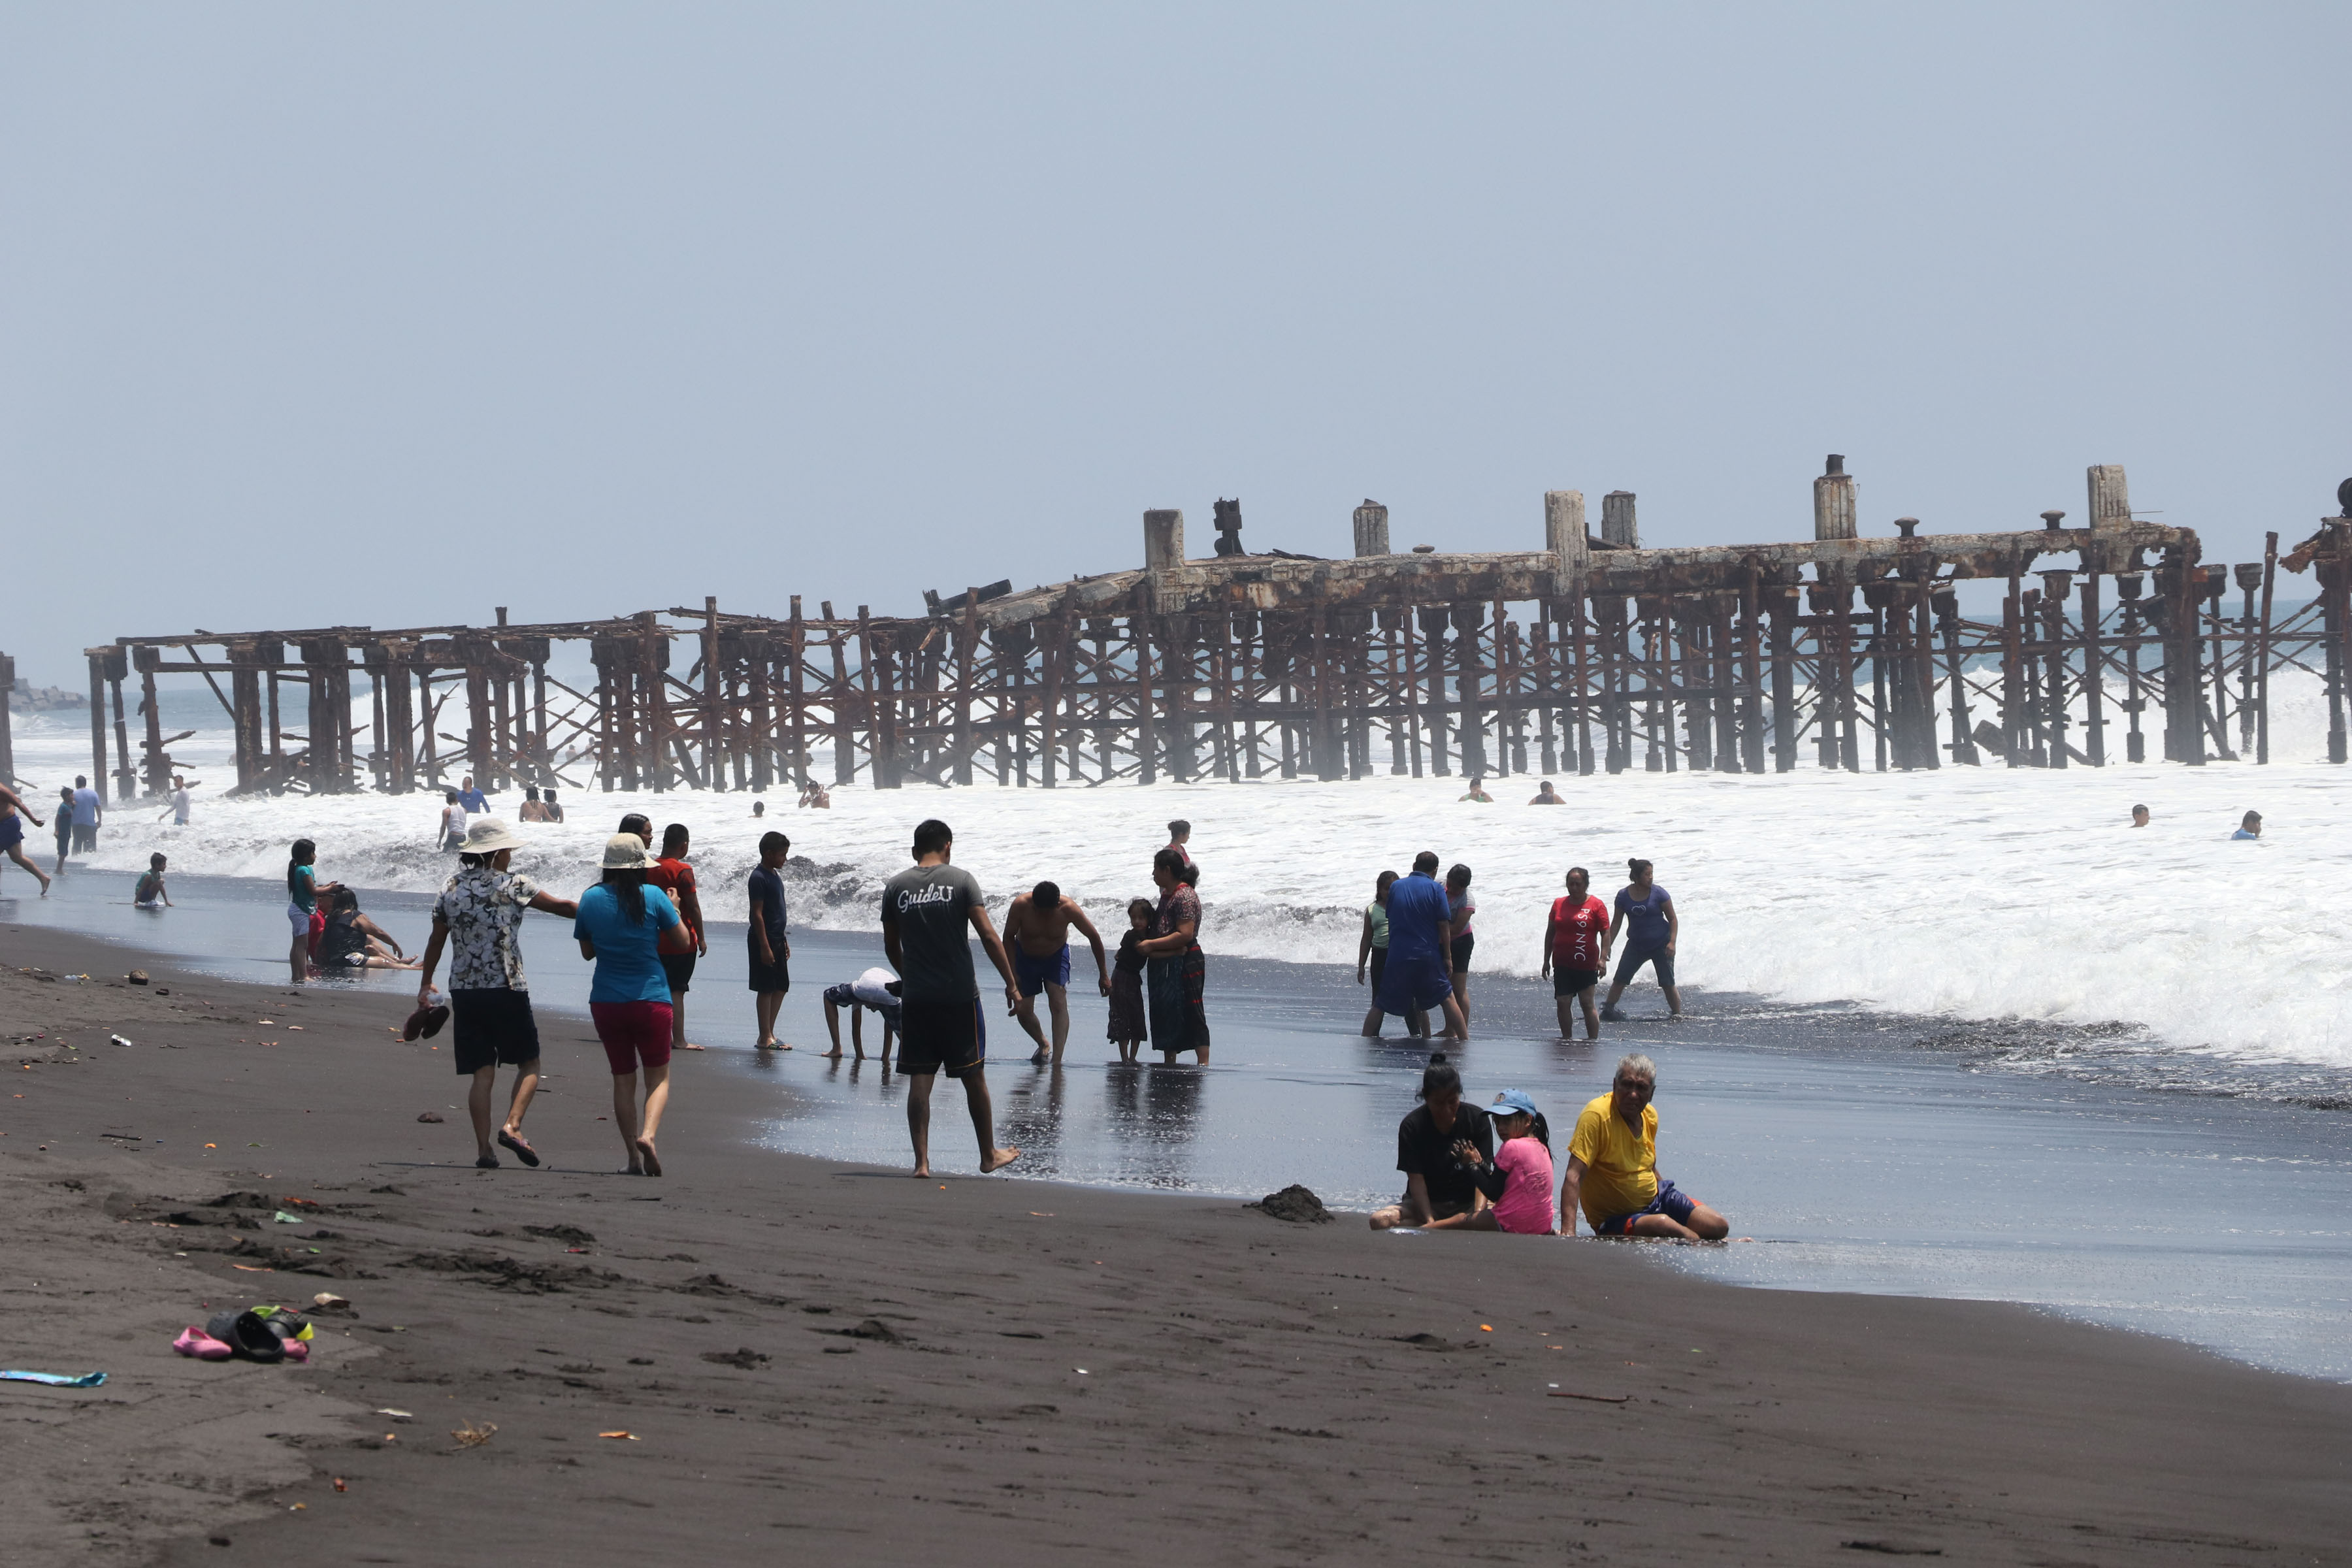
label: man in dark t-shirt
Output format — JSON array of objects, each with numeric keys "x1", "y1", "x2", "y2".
[{"x1": 881, "y1": 818, "x2": 1022, "y2": 1178}]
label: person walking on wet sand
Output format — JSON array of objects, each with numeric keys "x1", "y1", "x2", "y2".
[
  {"x1": 748, "y1": 831, "x2": 793, "y2": 1049},
  {"x1": 1542, "y1": 866, "x2": 1610, "y2": 1040},
  {"x1": 1561, "y1": 1053, "x2": 1728, "y2": 1240},
  {"x1": 882, "y1": 818, "x2": 1021, "y2": 1177},
  {"x1": 576, "y1": 834, "x2": 694, "y2": 1176},
  {"x1": 1377, "y1": 852, "x2": 1469, "y2": 1042},
  {"x1": 1600, "y1": 858, "x2": 1680, "y2": 1021},
  {"x1": 70, "y1": 775, "x2": 102, "y2": 853},
  {"x1": 415, "y1": 818, "x2": 579, "y2": 1169},
  {"x1": 1005, "y1": 879, "x2": 1109, "y2": 1066},
  {"x1": 644, "y1": 823, "x2": 710, "y2": 1051},
  {"x1": 1445, "y1": 863, "x2": 1478, "y2": 1029},
  {"x1": 1139, "y1": 849, "x2": 1210, "y2": 1064},
  {"x1": 0, "y1": 781, "x2": 53, "y2": 894}
]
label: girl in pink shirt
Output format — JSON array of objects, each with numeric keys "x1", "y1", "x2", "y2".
[{"x1": 1464, "y1": 1090, "x2": 1557, "y2": 1234}]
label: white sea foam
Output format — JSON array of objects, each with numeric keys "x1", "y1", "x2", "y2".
[{"x1": 10, "y1": 670, "x2": 2349, "y2": 1071}]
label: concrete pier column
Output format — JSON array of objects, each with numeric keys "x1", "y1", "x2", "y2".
[
  {"x1": 1601, "y1": 491, "x2": 1639, "y2": 549},
  {"x1": 1352, "y1": 501, "x2": 1391, "y2": 557},
  {"x1": 1144, "y1": 510, "x2": 1185, "y2": 572},
  {"x1": 1814, "y1": 455, "x2": 1857, "y2": 540},
  {"x1": 2087, "y1": 465, "x2": 2131, "y2": 530}
]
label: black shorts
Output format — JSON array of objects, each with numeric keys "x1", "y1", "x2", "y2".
[
  {"x1": 660, "y1": 947, "x2": 696, "y2": 994},
  {"x1": 1552, "y1": 968, "x2": 1602, "y2": 997},
  {"x1": 1450, "y1": 932, "x2": 1475, "y2": 972},
  {"x1": 1614, "y1": 945, "x2": 1675, "y2": 988},
  {"x1": 449, "y1": 988, "x2": 541, "y2": 1075},
  {"x1": 897, "y1": 996, "x2": 985, "y2": 1079},
  {"x1": 1368, "y1": 947, "x2": 1386, "y2": 991},
  {"x1": 747, "y1": 936, "x2": 789, "y2": 994}
]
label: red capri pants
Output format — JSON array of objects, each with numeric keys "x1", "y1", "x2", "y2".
[{"x1": 589, "y1": 1000, "x2": 674, "y2": 1075}]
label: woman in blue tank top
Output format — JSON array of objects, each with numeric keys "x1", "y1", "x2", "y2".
[{"x1": 1601, "y1": 857, "x2": 1682, "y2": 1021}]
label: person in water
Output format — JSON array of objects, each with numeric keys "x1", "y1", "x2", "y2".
[
  {"x1": 1458, "y1": 779, "x2": 1494, "y2": 803},
  {"x1": 134, "y1": 853, "x2": 172, "y2": 909},
  {"x1": 1377, "y1": 851, "x2": 1469, "y2": 1042},
  {"x1": 1356, "y1": 870, "x2": 1427, "y2": 1039},
  {"x1": 1600, "y1": 858, "x2": 1680, "y2": 1021},
  {"x1": 1562, "y1": 1054, "x2": 1728, "y2": 1240},
  {"x1": 316, "y1": 887, "x2": 420, "y2": 970},
  {"x1": 1369, "y1": 1054, "x2": 1494, "y2": 1230},
  {"x1": 1004, "y1": 879, "x2": 1111, "y2": 1066},
  {"x1": 2131, "y1": 804, "x2": 2150, "y2": 827},
  {"x1": 1106, "y1": 898, "x2": 1152, "y2": 1064},
  {"x1": 882, "y1": 818, "x2": 1021, "y2": 1177},
  {"x1": 1528, "y1": 779, "x2": 1563, "y2": 805},
  {"x1": 2232, "y1": 811, "x2": 2262, "y2": 840},
  {"x1": 1458, "y1": 1090, "x2": 1556, "y2": 1233},
  {"x1": 1543, "y1": 866, "x2": 1610, "y2": 1040},
  {"x1": 1445, "y1": 863, "x2": 1478, "y2": 1030},
  {"x1": 1138, "y1": 850, "x2": 1210, "y2": 1064}
]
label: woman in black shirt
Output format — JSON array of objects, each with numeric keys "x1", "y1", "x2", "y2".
[{"x1": 1369, "y1": 1054, "x2": 1493, "y2": 1230}]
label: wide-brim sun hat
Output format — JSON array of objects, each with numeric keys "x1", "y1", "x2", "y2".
[
  {"x1": 460, "y1": 817, "x2": 525, "y2": 857},
  {"x1": 600, "y1": 833, "x2": 651, "y2": 870}
]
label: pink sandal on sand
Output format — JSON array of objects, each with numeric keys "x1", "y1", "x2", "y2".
[{"x1": 173, "y1": 1326, "x2": 233, "y2": 1360}]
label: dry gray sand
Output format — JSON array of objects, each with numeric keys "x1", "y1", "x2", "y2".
[{"x1": 2, "y1": 923, "x2": 2345, "y2": 1567}]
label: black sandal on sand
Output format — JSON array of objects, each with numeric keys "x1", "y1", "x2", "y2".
[{"x1": 497, "y1": 1130, "x2": 540, "y2": 1168}]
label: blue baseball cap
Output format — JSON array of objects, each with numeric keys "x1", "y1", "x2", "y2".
[{"x1": 1488, "y1": 1089, "x2": 1539, "y2": 1120}]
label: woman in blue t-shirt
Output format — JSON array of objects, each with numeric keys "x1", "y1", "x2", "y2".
[
  {"x1": 575, "y1": 834, "x2": 694, "y2": 1176},
  {"x1": 1600, "y1": 857, "x2": 1681, "y2": 1022}
]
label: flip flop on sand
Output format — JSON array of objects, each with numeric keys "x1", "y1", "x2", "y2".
[
  {"x1": 402, "y1": 1004, "x2": 450, "y2": 1041},
  {"x1": 497, "y1": 1130, "x2": 540, "y2": 1167},
  {"x1": 172, "y1": 1326, "x2": 233, "y2": 1361},
  {"x1": 634, "y1": 1137, "x2": 662, "y2": 1177}
]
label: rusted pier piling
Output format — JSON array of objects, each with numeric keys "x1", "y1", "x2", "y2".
[{"x1": 69, "y1": 464, "x2": 2352, "y2": 800}]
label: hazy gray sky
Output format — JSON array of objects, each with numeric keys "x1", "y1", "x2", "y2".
[{"x1": 4, "y1": 3, "x2": 2346, "y2": 686}]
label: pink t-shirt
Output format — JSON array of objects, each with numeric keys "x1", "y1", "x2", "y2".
[{"x1": 1490, "y1": 1137, "x2": 1556, "y2": 1234}]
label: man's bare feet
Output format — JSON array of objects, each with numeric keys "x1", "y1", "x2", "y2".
[
  {"x1": 911, "y1": 1164, "x2": 930, "y2": 1179},
  {"x1": 680, "y1": 1041, "x2": 706, "y2": 1051},
  {"x1": 1029, "y1": 1049, "x2": 1049, "y2": 1065},
  {"x1": 635, "y1": 1137, "x2": 662, "y2": 1177},
  {"x1": 821, "y1": 1048, "x2": 843, "y2": 1060},
  {"x1": 980, "y1": 1147, "x2": 1021, "y2": 1173}
]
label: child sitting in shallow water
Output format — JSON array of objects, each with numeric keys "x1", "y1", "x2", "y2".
[
  {"x1": 134, "y1": 853, "x2": 171, "y2": 909},
  {"x1": 1107, "y1": 898, "x2": 1152, "y2": 1063}
]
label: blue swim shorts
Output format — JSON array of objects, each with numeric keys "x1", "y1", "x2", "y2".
[
  {"x1": 1595, "y1": 1179, "x2": 1697, "y2": 1236},
  {"x1": 1375, "y1": 954, "x2": 1453, "y2": 1017},
  {"x1": 1013, "y1": 943, "x2": 1072, "y2": 998}
]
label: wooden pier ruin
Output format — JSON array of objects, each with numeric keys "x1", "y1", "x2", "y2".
[{"x1": 29, "y1": 463, "x2": 2352, "y2": 801}]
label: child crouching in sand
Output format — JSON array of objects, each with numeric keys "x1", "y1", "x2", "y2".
[
  {"x1": 1459, "y1": 1090, "x2": 1556, "y2": 1233},
  {"x1": 1106, "y1": 898, "x2": 1152, "y2": 1062}
]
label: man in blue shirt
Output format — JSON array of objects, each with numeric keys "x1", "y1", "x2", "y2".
[
  {"x1": 456, "y1": 775, "x2": 489, "y2": 813},
  {"x1": 70, "y1": 775, "x2": 103, "y2": 852},
  {"x1": 2231, "y1": 811, "x2": 2262, "y2": 841},
  {"x1": 1373, "y1": 851, "x2": 1469, "y2": 1041}
]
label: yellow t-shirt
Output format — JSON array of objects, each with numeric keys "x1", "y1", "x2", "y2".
[{"x1": 1568, "y1": 1093, "x2": 1658, "y2": 1224}]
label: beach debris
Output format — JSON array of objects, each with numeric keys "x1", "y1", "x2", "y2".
[
  {"x1": 524, "y1": 1223, "x2": 595, "y2": 1247},
  {"x1": 812, "y1": 1318, "x2": 905, "y2": 1343},
  {"x1": 451, "y1": 1420, "x2": 497, "y2": 1448},
  {"x1": 272, "y1": 1211, "x2": 306, "y2": 1224},
  {"x1": 599, "y1": 1430, "x2": 637, "y2": 1441},
  {"x1": 127, "y1": 972, "x2": 148, "y2": 985},
  {"x1": 416, "y1": 1111, "x2": 444, "y2": 1123},
  {"x1": 312, "y1": 1292, "x2": 354, "y2": 1315},
  {"x1": 333, "y1": 1477, "x2": 348, "y2": 1492},
  {"x1": 1839, "y1": 1542, "x2": 1944, "y2": 1556},
  {"x1": 375, "y1": 1408, "x2": 412, "y2": 1422},
  {"x1": 1247, "y1": 1184, "x2": 1335, "y2": 1224},
  {"x1": 1546, "y1": 1391, "x2": 1630, "y2": 1404},
  {"x1": 700, "y1": 1348, "x2": 770, "y2": 1369},
  {"x1": 1, "y1": 1367, "x2": 107, "y2": 1387},
  {"x1": 173, "y1": 1326, "x2": 234, "y2": 1360},
  {"x1": 1392, "y1": 1333, "x2": 1471, "y2": 1352}
]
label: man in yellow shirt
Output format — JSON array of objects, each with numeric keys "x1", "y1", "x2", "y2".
[{"x1": 1560, "y1": 1053, "x2": 1728, "y2": 1239}]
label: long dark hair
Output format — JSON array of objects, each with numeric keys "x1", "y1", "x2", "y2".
[
  {"x1": 602, "y1": 866, "x2": 648, "y2": 924},
  {"x1": 1416, "y1": 1053, "x2": 1462, "y2": 1102},
  {"x1": 287, "y1": 839, "x2": 315, "y2": 896},
  {"x1": 1628, "y1": 858, "x2": 1654, "y2": 883}
]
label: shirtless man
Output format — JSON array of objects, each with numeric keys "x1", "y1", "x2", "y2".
[
  {"x1": 1003, "y1": 880, "x2": 1110, "y2": 1066},
  {"x1": 0, "y1": 781, "x2": 53, "y2": 894}
]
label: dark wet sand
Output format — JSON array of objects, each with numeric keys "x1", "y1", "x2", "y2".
[{"x1": 4, "y1": 924, "x2": 2347, "y2": 1567}]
